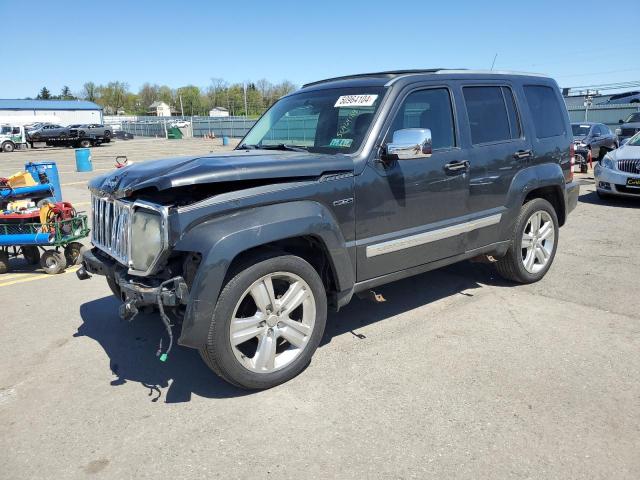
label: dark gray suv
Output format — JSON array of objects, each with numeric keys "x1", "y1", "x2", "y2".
[{"x1": 79, "y1": 69, "x2": 579, "y2": 389}]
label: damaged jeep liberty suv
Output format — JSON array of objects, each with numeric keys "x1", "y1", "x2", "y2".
[{"x1": 78, "y1": 70, "x2": 579, "y2": 389}]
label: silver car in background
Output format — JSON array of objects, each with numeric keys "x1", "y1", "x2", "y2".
[{"x1": 595, "y1": 132, "x2": 640, "y2": 199}]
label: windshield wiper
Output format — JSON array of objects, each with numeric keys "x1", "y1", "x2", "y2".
[
  {"x1": 238, "y1": 143, "x2": 259, "y2": 150},
  {"x1": 257, "y1": 143, "x2": 308, "y2": 152}
]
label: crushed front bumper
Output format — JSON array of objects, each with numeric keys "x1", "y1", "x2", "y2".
[{"x1": 77, "y1": 247, "x2": 189, "y2": 320}]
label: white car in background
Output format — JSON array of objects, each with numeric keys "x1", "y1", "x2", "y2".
[
  {"x1": 595, "y1": 131, "x2": 640, "y2": 199},
  {"x1": 169, "y1": 120, "x2": 191, "y2": 128}
]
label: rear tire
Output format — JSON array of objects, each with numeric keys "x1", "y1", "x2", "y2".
[
  {"x1": 64, "y1": 242, "x2": 87, "y2": 265},
  {"x1": 495, "y1": 198, "x2": 559, "y2": 284},
  {"x1": 22, "y1": 246, "x2": 40, "y2": 265},
  {"x1": 0, "y1": 251, "x2": 10, "y2": 274},
  {"x1": 78, "y1": 139, "x2": 91, "y2": 148},
  {"x1": 199, "y1": 253, "x2": 327, "y2": 389},
  {"x1": 40, "y1": 250, "x2": 67, "y2": 274}
]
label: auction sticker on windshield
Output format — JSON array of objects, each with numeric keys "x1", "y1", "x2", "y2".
[{"x1": 334, "y1": 95, "x2": 378, "y2": 108}]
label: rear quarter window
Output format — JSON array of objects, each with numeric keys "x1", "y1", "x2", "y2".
[{"x1": 524, "y1": 85, "x2": 566, "y2": 138}]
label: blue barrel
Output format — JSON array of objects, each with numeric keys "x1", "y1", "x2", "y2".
[
  {"x1": 222, "y1": 136, "x2": 229, "y2": 146},
  {"x1": 25, "y1": 162, "x2": 62, "y2": 202},
  {"x1": 75, "y1": 148, "x2": 93, "y2": 172}
]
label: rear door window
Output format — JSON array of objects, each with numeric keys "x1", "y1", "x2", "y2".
[
  {"x1": 463, "y1": 86, "x2": 520, "y2": 145},
  {"x1": 524, "y1": 85, "x2": 566, "y2": 138}
]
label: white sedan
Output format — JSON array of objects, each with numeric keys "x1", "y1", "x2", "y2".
[
  {"x1": 169, "y1": 120, "x2": 191, "y2": 128},
  {"x1": 595, "y1": 132, "x2": 640, "y2": 199}
]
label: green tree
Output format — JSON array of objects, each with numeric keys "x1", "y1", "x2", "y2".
[
  {"x1": 97, "y1": 81, "x2": 129, "y2": 114},
  {"x1": 138, "y1": 83, "x2": 160, "y2": 109},
  {"x1": 37, "y1": 87, "x2": 51, "y2": 99},
  {"x1": 60, "y1": 86, "x2": 75, "y2": 100},
  {"x1": 176, "y1": 85, "x2": 202, "y2": 116},
  {"x1": 158, "y1": 85, "x2": 175, "y2": 108},
  {"x1": 83, "y1": 82, "x2": 98, "y2": 102}
]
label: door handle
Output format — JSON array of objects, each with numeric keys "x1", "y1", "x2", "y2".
[
  {"x1": 514, "y1": 149, "x2": 533, "y2": 160},
  {"x1": 444, "y1": 160, "x2": 470, "y2": 173}
]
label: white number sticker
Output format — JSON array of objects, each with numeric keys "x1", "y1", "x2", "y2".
[{"x1": 334, "y1": 94, "x2": 378, "y2": 108}]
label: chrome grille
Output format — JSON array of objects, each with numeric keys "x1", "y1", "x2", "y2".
[
  {"x1": 91, "y1": 195, "x2": 131, "y2": 265},
  {"x1": 617, "y1": 159, "x2": 640, "y2": 174}
]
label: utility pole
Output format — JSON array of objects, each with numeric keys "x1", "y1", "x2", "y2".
[
  {"x1": 179, "y1": 94, "x2": 184, "y2": 117},
  {"x1": 584, "y1": 94, "x2": 593, "y2": 121},
  {"x1": 243, "y1": 82, "x2": 248, "y2": 118}
]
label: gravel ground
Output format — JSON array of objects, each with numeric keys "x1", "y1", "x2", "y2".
[{"x1": 1, "y1": 141, "x2": 638, "y2": 479}]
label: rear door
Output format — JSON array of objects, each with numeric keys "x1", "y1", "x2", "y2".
[
  {"x1": 458, "y1": 82, "x2": 531, "y2": 251},
  {"x1": 522, "y1": 84, "x2": 571, "y2": 179}
]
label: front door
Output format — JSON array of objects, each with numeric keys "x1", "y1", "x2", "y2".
[{"x1": 355, "y1": 86, "x2": 470, "y2": 281}]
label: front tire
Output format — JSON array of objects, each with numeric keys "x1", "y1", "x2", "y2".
[
  {"x1": 2, "y1": 141, "x2": 15, "y2": 153},
  {"x1": 40, "y1": 250, "x2": 67, "y2": 274},
  {"x1": 495, "y1": 198, "x2": 559, "y2": 284},
  {"x1": 200, "y1": 254, "x2": 327, "y2": 389}
]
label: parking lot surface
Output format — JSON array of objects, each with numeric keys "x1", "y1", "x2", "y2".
[{"x1": 1, "y1": 140, "x2": 639, "y2": 479}]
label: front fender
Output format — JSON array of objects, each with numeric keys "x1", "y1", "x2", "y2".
[{"x1": 174, "y1": 200, "x2": 353, "y2": 348}]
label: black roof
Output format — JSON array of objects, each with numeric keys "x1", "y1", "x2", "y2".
[
  {"x1": 300, "y1": 69, "x2": 550, "y2": 90},
  {"x1": 302, "y1": 69, "x2": 447, "y2": 88}
]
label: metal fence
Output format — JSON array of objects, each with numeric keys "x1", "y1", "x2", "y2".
[
  {"x1": 566, "y1": 104, "x2": 640, "y2": 131},
  {"x1": 105, "y1": 115, "x2": 258, "y2": 139}
]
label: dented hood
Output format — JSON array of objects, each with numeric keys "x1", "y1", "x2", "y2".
[{"x1": 88, "y1": 150, "x2": 353, "y2": 198}]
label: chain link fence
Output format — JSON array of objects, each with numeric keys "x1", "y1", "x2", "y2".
[
  {"x1": 104, "y1": 115, "x2": 257, "y2": 139},
  {"x1": 566, "y1": 104, "x2": 640, "y2": 131}
]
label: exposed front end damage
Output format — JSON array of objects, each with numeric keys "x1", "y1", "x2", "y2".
[{"x1": 78, "y1": 149, "x2": 356, "y2": 358}]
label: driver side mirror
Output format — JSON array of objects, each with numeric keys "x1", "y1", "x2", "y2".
[
  {"x1": 383, "y1": 128, "x2": 432, "y2": 160},
  {"x1": 619, "y1": 119, "x2": 624, "y2": 124}
]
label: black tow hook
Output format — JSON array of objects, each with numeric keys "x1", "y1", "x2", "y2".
[{"x1": 76, "y1": 265, "x2": 91, "y2": 280}]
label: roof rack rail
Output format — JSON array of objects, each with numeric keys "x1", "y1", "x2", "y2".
[{"x1": 302, "y1": 69, "x2": 453, "y2": 88}]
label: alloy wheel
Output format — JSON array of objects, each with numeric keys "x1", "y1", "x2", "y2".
[
  {"x1": 520, "y1": 210, "x2": 555, "y2": 274},
  {"x1": 229, "y1": 271, "x2": 316, "y2": 373}
]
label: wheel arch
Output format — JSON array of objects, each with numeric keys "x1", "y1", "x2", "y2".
[
  {"x1": 524, "y1": 185, "x2": 565, "y2": 225},
  {"x1": 503, "y1": 163, "x2": 567, "y2": 237},
  {"x1": 174, "y1": 201, "x2": 354, "y2": 348}
]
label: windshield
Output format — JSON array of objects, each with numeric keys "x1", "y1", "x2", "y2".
[
  {"x1": 625, "y1": 113, "x2": 640, "y2": 123},
  {"x1": 627, "y1": 131, "x2": 640, "y2": 146},
  {"x1": 240, "y1": 87, "x2": 386, "y2": 154},
  {"x1": 572, "y1": 124, "x2": 591, "y2": 136}
]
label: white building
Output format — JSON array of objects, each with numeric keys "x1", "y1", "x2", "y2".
[
  {"x1": 209, "y1": 107, "x2": 229, "y2": 117},
  {"x1": 0, "y1": 99, "x2": 103, "y2": 126},
  {"x1": 148, "y1": 101, "x2": 172, "y2": 116}
]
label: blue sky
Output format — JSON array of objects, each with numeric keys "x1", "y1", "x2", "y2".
[{"x1": 1, "y1": 0, "x2": 638, "y2": 98}]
